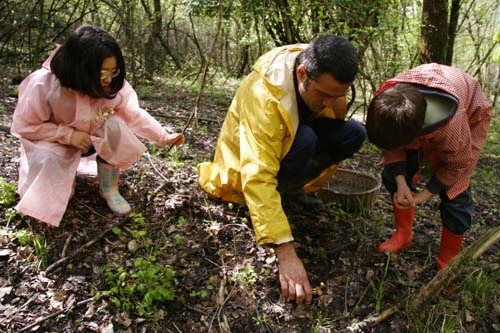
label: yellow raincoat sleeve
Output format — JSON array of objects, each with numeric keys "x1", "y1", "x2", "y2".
[{"x1": 238, "y1": 91, "x2": 294, "y2": 246}]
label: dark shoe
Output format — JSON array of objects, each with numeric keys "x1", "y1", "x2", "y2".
[{"x1": 281, "y1": 189, "x2": 324, "y2": 209}]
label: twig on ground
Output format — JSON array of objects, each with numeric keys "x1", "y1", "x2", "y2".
[
  {"x1": 146, "y1": 180, "x2": 171, "y2": 205},
  {"x1": 45, "y1": 217, "x2": 130, "y2": 274},
  {"x1": 61, "y1": 234, "x2": 72, "y2": 258},
  {"x1": 75, "y1": 199, "x2": 107, "y2": 218},
  {"x1": 145, "y1": 153, "x2": 171, "y2": 205},
  {"x1": 17, "y1": 297, "x2": 94, "y2": 332},
  {"x1": 339, "y1": 307, "x2": 398, "y2": 333},
  {"x1": 0, "y1": 293, "x2": 38, "y2": 325}
]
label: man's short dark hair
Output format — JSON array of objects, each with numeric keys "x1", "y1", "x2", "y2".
[
  {"x1": 51, "y1": 25, "x2": 126, "y2": 99},
  {"x1": 366, "y1": 83, "x2": 426, "y2": 150},
  {"x1": 298, "y1": 34, "x2": 358, "y2": 83}
]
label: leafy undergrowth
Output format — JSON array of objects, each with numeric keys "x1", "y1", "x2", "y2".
[{"x1": 0, "y1": 78, "x2": 499, "y2": 333}]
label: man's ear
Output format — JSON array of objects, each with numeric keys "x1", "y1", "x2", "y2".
[{"x1": 296, "y1": 64, "x2": 308, "y2": 82}]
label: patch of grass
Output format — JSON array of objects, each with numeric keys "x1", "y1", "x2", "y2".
[
  {"x1": 32, "y1": 234, "x2": 50, "y2": 269},
  {"x1": 409, "y1": 267, "x2": 500, "y2": 332},
  {"x1": 0, "y1": 177, "x2": 17, "y2": 206},
  {"x1": 10, "y1": 229, "x2": 50, "y2": 269},
  {"x1": 102, "y1": 255, "x2": 175, "y2": 317},
  {"x1": 311, "y1": 311, "x2": 335, "y2": 332}
]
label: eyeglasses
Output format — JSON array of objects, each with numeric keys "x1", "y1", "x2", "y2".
[{"x1": 100, "y1": 68, "x2": 120, "y2": 80}]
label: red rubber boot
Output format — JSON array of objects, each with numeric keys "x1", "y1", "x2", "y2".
[
  {"x1": 437, "y1": 226, "x2": 464, "y2": 271},
  {"x1": 378, "y1": 203, "x2": 415, "y2": 254}
]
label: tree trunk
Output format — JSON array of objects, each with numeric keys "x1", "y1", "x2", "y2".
[
  {"x1": 141, "y1": 0, "x2": 162, "y2": 80},
  {"x1": 419, "y1": 0, "x2": 449, "y2": 64},
  {"x1": 445, "y1": 0, "x2": 461, "y2": 65}
]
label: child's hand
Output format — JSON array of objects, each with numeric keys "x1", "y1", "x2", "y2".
[
  {"x1": 413, "y1": 189, "x2": 433, "y2": 205},
  {"x1": 165, "y1": 133, "x2": 185, "y2": 147},
  {"x1": 394, "y1": 175, "x2": 414, "y2": 209},
  {"x1": 70, "y1": 130, "x2": 92, "y2": 153}
]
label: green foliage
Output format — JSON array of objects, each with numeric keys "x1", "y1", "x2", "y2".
[
  {"x1": 312, "y1": 311, "x2": 334, "y2": 333},
  {"x1": 492, "y1": 31, "x2": 500, "y2": 63},
  {"x1": 460, "y1": 268, "x2": 500, "y2": 316},
  {"x1": 189, "y1": 284, "x2": 213, "y2": 299},
  {"x1": 252, "y1": 315, "x2": 269, "y2": 326},
  {"x1": 410, "y1": 268, "x2": 500, "y2": 332},
  {"x1": 0, "y1": 177, "x2": 17, "y2": 206},
  {"x1": 11, "y1": 229, "x2": 50, "y2": 269},
  {"x1": 32, "y1": 234, "x2": 50, "y2": 269},
  {"x1": 12, "y1": 229, "x2": 31, "y2": 246},
  {"x1": 103, "y1": 256, "x2": 175, "y2": 316},
  {"x1": 230, "y1": 265, "x2": 258, "y2": 288}
]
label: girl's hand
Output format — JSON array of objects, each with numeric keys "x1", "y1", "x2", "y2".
[
  {"x1": 70, "y1": 130, "x2": 92, "y2": 153},
  {"x1": 167, "y1": 133, "x2": 185, "y2": 146}
]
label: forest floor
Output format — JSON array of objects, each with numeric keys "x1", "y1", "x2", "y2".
[{"x1": 0, "y1": 78, "x2": 499, "y2": 333}]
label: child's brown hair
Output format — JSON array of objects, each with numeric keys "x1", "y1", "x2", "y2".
[{"x1": 366, "y1": 83, "x2": 426, "y2": 150}]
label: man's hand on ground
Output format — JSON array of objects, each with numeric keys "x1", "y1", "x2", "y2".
[{"x1": 274, "y1": 242, "x2": 312, "y2": 305}]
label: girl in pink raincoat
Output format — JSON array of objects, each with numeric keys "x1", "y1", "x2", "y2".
[{"x1": 11, "y1": 25, "x2": 184, "y2": 226}]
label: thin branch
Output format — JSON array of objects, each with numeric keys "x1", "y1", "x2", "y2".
[
  {"x1": 17, "y1": 297, "x2": 94, "y2": 332},
  {"x1": 164, "y1": 0, "x2": 224, "y2": 153},
  {"x1": 45, "y1": 217, "x2": 130, "y2": 274}
]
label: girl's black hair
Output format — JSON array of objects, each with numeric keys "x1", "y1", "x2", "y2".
[{"x1": 50, "y1": 25, "x2": 126, "y2": 99}]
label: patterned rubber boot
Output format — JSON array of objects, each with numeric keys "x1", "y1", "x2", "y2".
[
  {"x1": 97, "y1": 161, "x2": 131, "y2": 216},
  {"x1": 378, "y1": 203, "x2": 415, "y2": 254},
  {"x1": 437, "y1": 226, "x2": 464, "y2": 271}
]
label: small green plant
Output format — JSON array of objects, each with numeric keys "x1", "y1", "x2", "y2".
[
  {"x1": 12, "y1": 229, "x2": 31, "y2": 246},
  {"x1": 0, "y1": 177, "x2": 17, "y2": 206},
  {"x1": 103, "y1": 256, "x2": 175, "y2": 316},
  {"x1": 164, "y1": 147, "x2": 185, "y2": 168},
  {"x1": 11, "y1": 230, "x2": 50, "y2": 269},
  {"x1": 4, "y1": 207, "x2": 22, "y2": 221},
  {"x1": 369, "y1": 255, "x2": 391, "y2": 313},
  {"x1": 114, "y1": 212, "x2": 148, "y2": 242},
  {"x1": 311, "y1": 311, "x2": 333, "y2": 333},
  {"x1": 189, "y1": 284, "x2": 213, "y2": 299},
  {"x1": 252, "y1": 315, "x2": 269, "y2": 326},
  {"x1": 230, "y1": 265, "x2": 258, "y2": 288},
  {"x1": 177, "y1": 216, "x2": 187, "y2": 227},
  {"x1": 32, "y1": 234, "x2": 50, "y2": 269},
  {"x1": 459, "y1": 268, "x2": 500, "y2": 317}
]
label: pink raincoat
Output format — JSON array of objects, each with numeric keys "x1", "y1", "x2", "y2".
[
  {"x1": 11, "y1": 52, "x2": 172, "y2": 226},
  {"x1": 376, "y1": 63, "x2": 493, "y2": 199}
]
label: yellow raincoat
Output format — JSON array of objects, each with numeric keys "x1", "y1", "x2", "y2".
[{"x1": 198, "y1": 44, "x2": 347, "y2": 245}]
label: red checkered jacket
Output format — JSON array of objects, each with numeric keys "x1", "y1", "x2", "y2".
[{"x1": 376, "y1": 63, "x2": 493, "y2": 199}]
